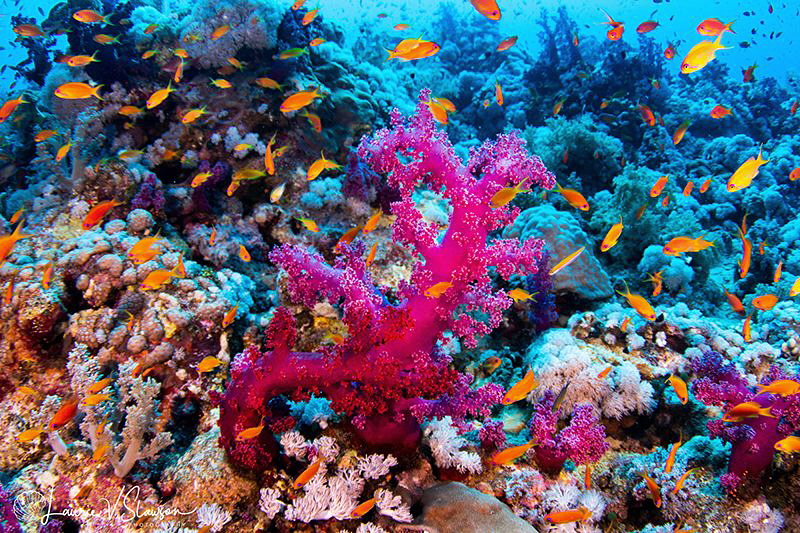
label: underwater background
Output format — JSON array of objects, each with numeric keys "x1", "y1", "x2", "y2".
[{"x1": 0, "y1": 0, "x2": 799, "y2": 531}]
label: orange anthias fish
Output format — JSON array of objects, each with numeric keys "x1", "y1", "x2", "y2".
[
  {"x1": 41, "y1": 262, "x2": 54, "y2": 289},
  {"x1": 13, "y1": 24, "x2": 45, "y2": 37},
  {"x1": 301, "y1": 8, "x2": 319, "y2": 26},
  {"x1": 600, "y1": 9, "x2": 624, "y2": 41},
  {"x1": 662, "y1": 236, "x2": 714, "y2": 256},
  {"x1": 650, "y1": 174, "x2": 669, "y2": 197},
  {"x1": 600, "y1": 216, "x2": 624, "y2": 252},
  {"x1": 292, "y1": 0, "x2": 307, "y2": 9},
  {"x1": 0, "y1": 96, "x2": 28, "y2": 123},
  {"x1": 680, "y1": 30, "x2": 731, "y2": 74},
  {"x1": 665, "y1": 432, "x2": 682, "y2": 474},
  {"x1": 238, "y1": 245, "x2": 251, "y2": 262},
  {"x1": 790, "y1": 277, "x2": 800, "y2": 297},
  {"x1": 637, "y1": 19, "x2": 659, "y2": 33},
  {"x1": 350, "y1": 497, "x2": 377, "y2": 519},
  {"x1": 83, "y1": 200, "x2": 124, "y2": 230},
  {"x1": 255, "y1": 77, "x2": 282, "y2": 90},
  {"x1": 508, "y1": 288, "x2": 534, "y2": 302},
  {"x1": 0, "y1": 222, "x2": 33, "y2": 265},
  {"x1": 197, "y1": 356, "x2": 223, "y2": 373},
  {"x1": 50, "y1": 400, "x2": 79, "y2": 430},
  {"x1": 791, "y1": 100, "x2": 799, "y2": 116},
  {"x1": 55, "y1": 82, "x2": 104, "y2": 100},
  {"x1": 554, "y1": 182, "x2": 589, "y2": 210},
  {"x1": 425, "y1": 281, "x2": 452, "y2": 298},
  {"x1": 752, "y1": 294, "x2": 778, "y2": 311},
  {"x1": 293, "y1": 457, "x2": 323, "y2": 489},
  {"x1": 724, "y1": 289, "x2": 745, "y2": 315},
  {"x1": 502, "y1": 367, "x2": 538, "y2": 405},
  {"x1": 697, "y1": 18, "x2": 736, "y2": 36},
  {"x1": 496, "y1": 36, "x2": 517, "y2": 51},
  {"x1": 281, "y1": 88, "x2": 323, "y2": 113},
  {"x1": 297, "y1": 217, "x2": 320, "y2": 232},
  {"x1": 470, "y1": 0, "x2": 501, "y2": 20},
  {"x1": 302, "y1": 110, "x2": 322, "y2": 132},
  {"x1": 646, "y1": 270, "x2": 663, "y2": 297},
  {"x1": 544, "y1": 506, "x2": 592, "y2": 525},
  {"x1": 682, "y1": 181, "x2": 694, "y2": 196},
  {"x1": 263, "y1": 133, "x2": 277, "y2": 175},
  {"x1": 549, "y1": 247, "x2": 585, "y2": 276},
  {"x1": 638, "y1": 104, "x2": 656, "y2": 126},
  {"x1": 757, "y1": 380, "x2": 800, "y2": 397},
  {"x1": 80, "y1": 393, "x2": 110, "y2": 407},
  {"x1": 16, "y1": 427, "x2": 45, "y2": 442},
  {"x1": 618, "y1": 281, "x2": 656, "y2": 321},
  {"x1": 211, "y1": 24, "x2": 230, "y2": 40},
  {"x1": 672, "y1": 120, "x2": 690, "y2": 145},
  {"x1": 641, "y1": 471, "x2": 662, "y2": 507},
  {"x1": 365, "y1": 242, "x2": 378, "y2": 267},
  {"x1": 426, "y1": 99, "x2": 449, "y2": 124},
  {"x1": 307, "y1": 152, "x2": 341, "y2": 181},
  {"x1": 727, "y1": 146, "x2": 769, "y2": 192},
  {"x1": 223, "y1": 305, "x2": 239, "y2": 328},
  {"x1": 490, "y1": 439, "x2": 537, "y2": 465},
  {"x1": 790, "y1": 168, "x2": 800, "y2": 182},
  {"x1": 774, "y1": 261, "x2": 783, "y2": 283},
  {"x1": 147, "y1": 82, "x2": 174, "y2": 109},
  {"x1": 34, "y1": 130, "x2": 58, "y2": 142},
  {"x1": 699, "y1": 178, "x2": 712, "y2": 193},
  {"x1": 722, "y1": 401, "x2": 774, "y2": 422},
  {"x1": 666, "y1": 375, "x2": 688, "y2": 404},
  {"x1": 73, "y1": 9, "x2": 109, "y2": 23},
  {"x1": 664, "y1": 43, "x2": 677, "y2": 59},
  {"x1": 598, "y1": 366, "x2": 613, "y2": 379},
  {"x1": 495, "y1": 82, "x2": 504, "y2": 106},
  {"x1": 363, "y1": 210, "x2": 382, "y2": 233},
  {"x1": 671, "y1": 467, "x2": 700, "y2": 494},
  {"x1": 88, "y1": 377, "x2": 113, "y2": 394},
  {"x1": 236, "y1": 421, "x2": 265, "y2": 441},
  {"x1": 775, "y1": 436, "x2": 800, "y2": 453},
  {"x1": 491, "y1": 178, "x2": 529, "y2": 208},
  {"x1": 335, "y1": 226, "x2": 362, "y2": 252},
  {"x1": 140, "y1": 256, "x2": 185, "y2": 290},
  {"x1": 620, "y1": 316, "x2": 630, "y2": 332},
  {"x1": 710, "y1": 105, "x2": 732, "y2": 118}
]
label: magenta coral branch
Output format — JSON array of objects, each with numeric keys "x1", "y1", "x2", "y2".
[{"x1": 219, "y1": 89, "x2": 555, "y2": 469}]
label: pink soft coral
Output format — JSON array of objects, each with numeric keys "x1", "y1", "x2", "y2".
[{"x1": 219, "y1": 89, "x2": 555, "y2": 469}]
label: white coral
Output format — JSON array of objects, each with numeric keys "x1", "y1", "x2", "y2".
[
  {"x1": 258, "y1": 487, "x2": 284, "y2": 520},
  {"x1": 357, "y1": 454, "x2": 398, "y2": 479},
  {"x1": 196, "y1": 504, "x2": 232, "y2": 532},
  {"x1": 280, "y1": 430, "x2": 307, "y2": 459},
  {"x1": 423, "y1": 417, "x2": 482, "y2": 474},
  {"x1": 375, "y1": 488, "x2": 412, "y2": 523}
]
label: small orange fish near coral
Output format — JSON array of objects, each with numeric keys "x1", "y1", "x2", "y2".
[
  {"x1": 491, "y1": 439, "x2": 537, "y2": 465},
  {"x1": 502, "y1": 367, "x2": 538, "y2": 405},
  {"x1": 666, "y1": 375, "x2": 688, "y2": 404},
  {"x1": 752, "y1": 294, "x2": 778, "y2": 311},
  {"x1": 544, "y1": 506, "x2": 592, "y2": 524},
  {"x1": 83, "y1": 200, "x2": 123, "y2": 230},
  {"x1": 197, "y1": 356, "x2": 223, "y2": 373},
  {"x1": 293, "y1": 457, "x2": 323, "y2": 489}
]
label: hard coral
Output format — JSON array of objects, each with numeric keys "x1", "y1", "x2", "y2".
[{"x1": 219, "y1": 89, "x2": 555, "y2": 469}]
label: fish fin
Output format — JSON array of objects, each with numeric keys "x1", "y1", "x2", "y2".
[{"x1": 760, "y1": 406, "x2": 776, "y2": 418}]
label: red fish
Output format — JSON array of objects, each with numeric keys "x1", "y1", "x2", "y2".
[
  {"x1": 710, "y1": 105, "x2": 732, "y2": 118},
  {"x1": 664, "y1": 43, "x2": 676, "y2": 59},
  {"x1": 50, "y1": 400, "x2": 78, "y2": 430},
  {"x1": 637, "y1": 20, "x2": 659, "y2": 33},
  {"x1": 638, "y1": 104, "x2": 656, "y2": 126},
  {"x1": 83, "y1": 200, "x2": 123, "y2": 230},
  {"x1": 743, "y1": 64, "x2": 757, "y2": 83},
  {"x1": 697, "y1": 18, "x2": 736, "y2": 37},
  {"x1": 600, "y1": 9, "x2": 624, "y2": 41}
]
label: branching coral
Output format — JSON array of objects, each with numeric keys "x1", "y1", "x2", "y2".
[{"x1": 219, "y1": 89, "x2": 555, "y2": 469}]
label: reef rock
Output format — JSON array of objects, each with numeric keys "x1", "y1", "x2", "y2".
[
  {"x1": 505, "y1": 205, "x2": 612, "y2": 300},
  {"x1": 418, "y1": 482, "x2": 538, "y2": 533}
]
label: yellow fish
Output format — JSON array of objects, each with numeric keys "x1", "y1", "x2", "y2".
[
  {"x1": 182, "y1": 106, "x2": 207, "y2": 124},
  {"x1": 680, "y1": 27, "x2": 731, "y2": 74},
  {"x1": 81, "y1": 393, "x2": 110, "y2": 406},
  {"x1": 727, "y1": 145, "x2": 769, "y2": 192},
  {"x1": 146, "y1": 82, "x2": 174, "y2": 109},
  {"x1": 197, "y1": 356, "x2": 223, "y2": 373},
  {"x1": 502, "y1": 367, "x2": 538, "y2": 404},
  {"x1": 280, "y1": 88, "x2": 323, "y2": 113},
  {"x1": 307, "y1": 152, "x2": 341, "y2": 181},
  {"x1": 491, "y1": 178, "x2": 529, "y2": 208},
  {"x1": 600, "y1": 216, "x2": 624, "y2": 252},
  {"x1": 424, "y1": 281, "x2": 452, "y2": 298}
]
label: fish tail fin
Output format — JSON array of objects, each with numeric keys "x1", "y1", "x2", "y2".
[
  {"x1": 10, "y1": 220, "x2": 32, "y2": 240},
  {"x1": 755, "y1": 384, "x2": 767, "y2": 394},
  {"x1": 384, "y1": 49, "x2": 396, "y2": 61},
  {"x1": 93, "y1": 84, "x2": 105, "y2": 100},
  {"x1": 760, "y1": 406, "x2": 776, "y2": 418},
  {"x1": 724, "y1": 20, "x2": 736, "y2": 34},
  {"x1": 172, "y1": 255, "x2": 186, "y2": 277}
]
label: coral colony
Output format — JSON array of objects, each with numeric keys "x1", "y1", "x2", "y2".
[{"x1": 1, "y1": 0, "x2": 800, "y2": 531}]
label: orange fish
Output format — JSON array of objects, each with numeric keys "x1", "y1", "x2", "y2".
[
  {"x1": 16, "y1": 427, "x2": 45, "y2": 442},
  {"x1": 752, "y1": 294, "x2": 778, "y2": 311},
  {"x1": 425, "y1": 281, "x2": 452, "y2": 298},
  {"x1": 600, "y1": 9, "x2": 624, "y2": 40},
  {"x1": 262, "y1": 133, "x2": 277, "y2": 175},
  {"x1": 650, "y1": 175, "x2": 669, "y2": 197},
  {"x1": 307, "y1": 152, "x2": 341, "y2": 181},
  {"x1": 363, "y1": 210, "x2": 382, "y2": 233},
  {"x1": 50, "y1": 400, "x2": 78, "y2": 430},
  {"x1": 495, "y1": 82, "x2": 504, "y2": 106},
  {"x1": 140, "y1": 257, "x2": 185, "y2": 290},
  {"x1": 697, "y1": 18, "x2": 735, "y2": 36},
  {"x1": 491, "y1": 177, "x2": 529, "y2": 208},
  {"x1": 301, "y1": 8, "x2": 319, "y2": 26},
  {"x1": 426, "y1": 99, "x2": 449, "y2": 124},
  {"x1": 666, "y1": 375, "x2": 688, "y2": 404},
  {"x1": 699, "y1": 178, "x2": 711, "y2": 193},
  {"x1": 710, "y1": 105, "x2": 732, "y2": 118},
  {"x1": 93, "y1": 34, "x2": 120, "y2": 45},
  {"x1": 618, "y1": 281, "x2": 656, "y2": 321},
  {"x1": 554, "y1": 182, "x2": 589, "y2": 210},
  {"x1": 3, "y1": 278, "x2": 14, "y2": 305},
  {"x1": 774, "y1": 261, "x2": 783, "y2": 283},
  {"x1": 13, "y1": 24, "x2": 45, "y2": 37},
  {"x1": 620, "y1": 316, "x2": 630, "y2": 332},
  {"x1": 682, "y1": 181, "x2": 694, "y2": 196},
  {"x1": 55, "y1": 82, "x2": 103, "y2": 100},
  {"x1": 281, "y1": 88, "x2": 323, "y2": 113},
  {"x1": 584, "y1": 463, "x2": 593, "y2": 489},
  {"x1": 641, "y1": 471, "x2": 662, "y2": 507},
  {"x1": 209, "y1": 228, "x2": 217, "y2": 246},
  {"x1": 549, "y1": 247, "x2": 585, "y2": 276},
  {"x1": 792, "y1": 100, "x2": 799, "y2": 115},
  {"x1": 335, "y1": 226, "x2": 362, "y2": 252},
  {"x1": 365, "y1": 242, "x2": 378, "y2": 267},
  {"x1": 790, "y1": 168, "x2": 800, "y2": 182},
  {"x1": 236, "y1": 421, "x2": 265, "y2": 441},
  {"x1": 775, "y1": 436, "x2": 800, "y2": 453},
  {"x1": 502, "y1": 367, "x2": 538, "y2": 405},
  {"x1": 672, "y1": 120, "x2": 690, "y2": 145},
  {"x1": 661, "y1": 194, "x2": 670, "y2": 207},
  {"x1": 238, "y1": 245, "x2": 251, "y2": 262},
  {"x1": 83, "y1": 200, "x2": 123, "y2": 230},
  {"x1": 223, "y1": 305, "x2": 238, "y2": 328},
  {"x1": 302, "y1": 110, "x2": 322, "y2": 132},
  {"x1": 350, "y1": 498, "x2": 377, "y2": 519},
  {"x1": 119, "y1": 105, "x2": 144, "y2": 117},
  {"x1": 508, "y1": 288, "x2": 534, "y2": 302},
  {"x1": 0, "y1": 222, "x2": 33, "y2": 265},
  {"x1": 664, "y1": 42, "x2": 677, "y2": 59},
  {"x1": 490, "y1": 439, "x2": 537, "y2": 465},
  {"x1": 197, "y1": 356, "x2": 223, "y2": 373},
  {"x1": 147, "y1": 82, "x2": 174, "y2": 109},
  {"x1": 665, "y1": 432, "x2": 682, "y2": 474},
  {"x1": 211, "y1": 24, "x2": 230, "y2": 40},
  {"x1": 80, "y1": 393, "x2": 110, "y2": 407},
  {"x1": 73, "y1": 9, "x2": 108, "y2": 23},
  {"x1": 724, "y1": 289, "x2": 745, "y2": 315},
  {"x1": 638, "y1": 104, "x2": 655, "y2": 126},
  {"x1": 646, "y1": 270, "x2": 663, "y2": 297},
  {"x1": 88, "y1": 377, "x2": 113, "y2": 394},
  {"x1": 0, "y1": 96, "x2": 28, "y2": 123},
  {"x1": 297, "y1": 217, "x2": 320, "y2": 232},
  {"x1": 597, "y1": 366, "x2": 613, "y2": 379},
  {"x1": 293, "y1": 457, "x2": 323, "y2": 489},
  {"x1": 727, "y1": 145, "x2": 769, "y2": 192},
  {"x1": 255, "y1": 77, "x2": 282, "y2": 90},
  {"x1": 496, "y1": 36, "x2": 517, "y2": 51},
  {"x1": 742, "y1": 64, "x2": 757, "y2": 83},
  {"x1": 553, "y1": 97, "x2": 566, "y2": 116},
  {"x1": 722, "y1": 401, "x2": 774, "y2": 422},
  {"x1": 756, "y1": 380, "x2": 800, "y2": 397},
  {"x1": 637, "y1": 20, "x2": 659, "y2": 33},
  {"x1": 671, "y1": 467, "x2": 700, "y2": 494},
  {"x1": 470, "y1": 0, "x2": 501, "y2": 20},
  {"x1": 34, "y1": 130, "x2": 58, "y2": 142},
  {"x1": 41, "y1": 262, "x2": 54, "y2": 289},
  {"x1": 292, "y1": 0, "x2": 307, "y2": 9},
  {"x1": 544, "y1": 506, "x2": 592, "y2": 525},
  {"x1": 600, "y1": 216, "x2": 624, "y2": 252},
  {"x1": 635, "y1": 202, "x2": 648, "y2": 220}
]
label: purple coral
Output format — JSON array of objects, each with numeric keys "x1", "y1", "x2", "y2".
[
  {"x1": 130, "y1": 173, "x2": 166, "y2": 214},
  {"x1": 529, "y1": 392, "x2": 609, "y2": 472},
  {"x1": 690, "y1": 350, "x2": 800, "y2": 492},
  {"x1": 191, "y1": 161, "x2": 230, "y2": 212},
  {"x1": 0, "y1": 484, "x2": 22, "y2": 533},
  {"x1": 219, "y1": 89, "x2": 555, "y2": 470}
]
